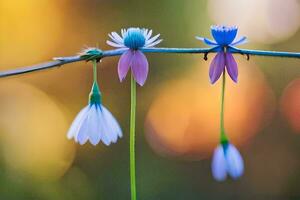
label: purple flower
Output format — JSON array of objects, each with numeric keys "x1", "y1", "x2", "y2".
[
  {"x1": 107, "y1": 28, "x2": 162, "y2": 86},
  {"x1": 196, "y1": 25, "x2": 247, "y2": 84},
  {"x1": 211, "y1": 143, "x2": 244, "y2": 181}
]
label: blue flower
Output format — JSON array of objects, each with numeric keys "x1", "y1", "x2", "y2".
[
  {"x1": 67, "y1": 82, "x2": 122, "y2": 146},
  {"x1": 211, "y1": 143, "x2": 244, "y2": 181},
  {"x1": 196, "y1": 25, "x2": 247, "y2": 84}
]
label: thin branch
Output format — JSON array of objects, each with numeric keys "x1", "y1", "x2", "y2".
[
  {"x1": 1, "y1": 46, "x2": 300, "y2": 78},
  {"x1": 0, "y1": 56, "x2": 84, "y2": 78},
  {"x1": 141, "y1": 47, "x2": 215, "y2": 53},
  {"x1": 0, "y1": 47, "x2": 216, "y2": 78},
  {"x1": 229, "y1": 46, "x2": 300, "y2": 58}
]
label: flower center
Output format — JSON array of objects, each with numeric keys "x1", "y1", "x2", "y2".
[{"x1": 124, "y1": 28, "x2": 146, "y2": 50}]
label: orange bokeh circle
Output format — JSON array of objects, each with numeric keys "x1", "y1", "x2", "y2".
[{"x1": 280, "y1": 78, "x2": 300, "y2": 132}]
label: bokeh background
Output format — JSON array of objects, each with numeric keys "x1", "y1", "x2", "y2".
[{"x1": 1, "y1": 0, "x2": 300, "y2": 199}]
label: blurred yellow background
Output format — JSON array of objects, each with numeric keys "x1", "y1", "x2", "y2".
[{"x1": 1, "y1": 0, "x2": 300, "y2": 199}]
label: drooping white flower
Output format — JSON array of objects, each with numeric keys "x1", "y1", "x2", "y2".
[
  {"x1": 211, "y1": 143, "x2": 244, "y2": 181},
  {"x1": 67, "y1": 82, "x2": 122, "y2": 146}
]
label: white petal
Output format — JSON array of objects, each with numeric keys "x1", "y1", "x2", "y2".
[
  {"x1": 106, "y1": 40, "x2": 125, "y2": 48},
  {"x1": 102, "y1": 106, "x2": 122, "y2": 139},
  {"x1": 101, "y1": 105, "x2": 122, "y2": 144},
  {"x1": 86, "y1": 105, "x2": 101, "y2": 146},
  {"x1": 108, "y1": 34, "x2": 120, "y2": 44},
  {"x1": 146, "y1": 29, "x2": 153, "y2": 40},
  {"x1": 211, "y1": 145, "x2": 227, "y2": 181},
  {"x1": 226, "y1": 144, "x2": 244, "y2": 179},
  {"x1": 67, "y1": 106, "x2": 89, "y2": 140},
  {"x1": 121, "y1": 29, "x2": 126, "y2": 38},
  {"x1": 145, "y1": 34, "x2": 160, "y2": 45},
  {"x1": 95, "y1": 107, "x2": 111, "y2": 146},
  {"x1": 142, "y1": 28, "x2": 148, "y2": 38},
  {"x1": 146, "y1": 39, "x2": 163, "y2": 47},
  {"x1": 108, "y1": 33, "x2": 123, "y2": 45},
  {"x1": 76, "y1": 106, "x2": 92, "y2": 145},
  {"x1": 111, "y1": 32, "x2": 124, "y2": 43},
  {"x1": 142, "y1": 29, "x2": 149, "y2": 39}
]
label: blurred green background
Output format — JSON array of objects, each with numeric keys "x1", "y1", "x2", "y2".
[{"x1": 1, "y1": 0, "x2": 300, "y2": 199}]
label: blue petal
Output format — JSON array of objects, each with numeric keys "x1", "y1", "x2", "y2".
[
  {"x1": 195, "y1": 36, "x2": 218, "y2": 46},
  {"x1": 231, "y1": 36, "x2": 247, "y2": 46},
  {"x1": 225, "y1": 29, "x2": 238, "y2": 45},
  {"x1": 211, "y1": 28, "x2": 223, "y2": 44},
  {"x1": 225, "y1": 144, "x2": 244, "y2": 179},
  {"x1": 211, "y1": 25, "x2": 238, "y2": 45},
  {"x1": 211, "y1": 145, "x2": 227, "y2": 181}
]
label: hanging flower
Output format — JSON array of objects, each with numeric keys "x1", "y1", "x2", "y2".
[
  {"x1": 107, "y1": 28, "x2": 163, "y2": 86},
  {"x1": 196, "y1": 25, "x2": 247, "y2": 84},
  {"x1": 211, "y1": 142, "x2": 244, "y2": 181},
  {"x1": 67, "y1": 82, "x2": 122, "y2": 146}
]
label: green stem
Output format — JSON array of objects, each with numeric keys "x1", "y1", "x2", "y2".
[
  {"x1": 220, "y1": 70, "x2": 229, "y2": 144},
  {"x1": 93, "y1": 60, "x2": 97, "y2": 82},
  {"x1": 89, "y1": 60, "x2": 101, "y2": 104},
  {"x1": 130, "y1": 74, "x2": 137, "y2": 200}
]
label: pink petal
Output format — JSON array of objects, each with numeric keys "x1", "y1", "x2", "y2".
[
  {"x1": 131, "y1": 50, "x2": 149, "y2": 86},
  {"x1": 118, "y1": 50, "x2": 133, "y2": 82},
  {"x1": 225, "y1": 53, "x2": 238, "y2": 83},
  {"x1": 209, "y1": 52, "x2": 225, "y2": 84}
]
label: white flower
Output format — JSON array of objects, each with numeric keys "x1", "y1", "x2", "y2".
[
  {"x1": 67, "y1": 104, "x2": 122, "y2": 146},
  {"x1": 106, "y1": 27, "x2": 163, "y2": 49},
  {"x1": 211, "y1": 143, "x2": 244, "y2": 181}
]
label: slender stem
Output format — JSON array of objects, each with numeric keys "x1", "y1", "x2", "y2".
[
  {"x1": 130, "y1": 74, "x2": 137, "y2": 200},
  {"x1": 2, "y1": 46, "x2": 300, "y2": 78},
  {"x1": 89, "y1": 60, "x2": 101, "y2": 104},
  {"x1": 220, "y1": 70, "x2": 228, "y2": 144},
  {"x1": 93, "y1": 60, "x2": 97, "y2": 82}
]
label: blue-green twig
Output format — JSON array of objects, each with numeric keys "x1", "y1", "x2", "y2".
[
  {"x1": 1, "y1": 46, "x2": 300, "y2": 78},
  {"x1": 228, "y1": 46, "x2": 300, "y2": 58}
]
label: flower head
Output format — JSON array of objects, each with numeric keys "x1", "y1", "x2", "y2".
[
  {"x1": 211, "y1": 143, "x2": 244, "y2": 181},
  {"x1": 79, "y1": 47, "x2": 103, "y2": 61},
  {"x1": 211, "y1": 25, "x2": 238, "y2": 46},
  {"x1": 67, "y1": 82, "x2": 122, "y2": 146},
  {"x1": 107, "y1": 28, "x2": 162, "y2": 86},
  {"x1": 196, "y1": 25, "x2": 247, "y2": 84},
  {"x1": 123, "y1": 28, "x2": 146, "y2": 50}
]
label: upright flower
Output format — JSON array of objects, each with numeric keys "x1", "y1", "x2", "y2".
[
  {"x1": 67, "y1": 61, "x2": 122, "y2": 146},
  {"x1": 196, "y1": 25, "x2": 247, "y2": 84},
  {"x1": 107, "y1": 28, "x2": 162, "y2": 200},
  {"x1": 211, "y1": 142, "x2": 244, "y2": 181},
  {"x1": 107, "y1": 28, "x2": 162, "y2": 86}
]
